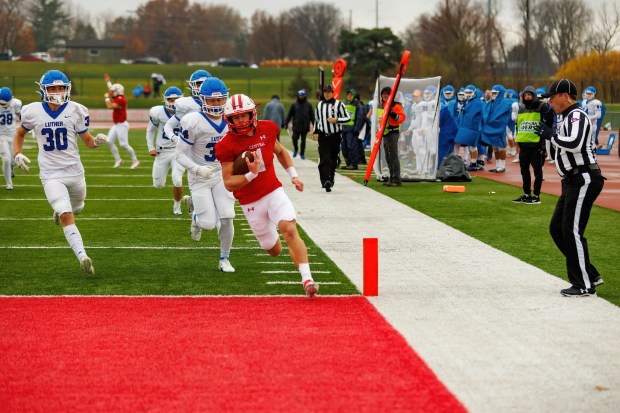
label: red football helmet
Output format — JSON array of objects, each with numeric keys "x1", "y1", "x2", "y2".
[{"x1": 224, "y1": 94, "x2": 258, "y2": 135}]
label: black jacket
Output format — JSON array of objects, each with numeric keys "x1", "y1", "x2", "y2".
[{"x1": 285, "y1": 97, "x2": 315, "y2": 133}]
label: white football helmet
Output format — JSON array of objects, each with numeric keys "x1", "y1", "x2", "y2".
[
  {"x1": 111, "y1": 83, "x2": 124, "y2": 97},
  {"x1": 224, "y1": 94, "x2": 258, "y2": 135}
]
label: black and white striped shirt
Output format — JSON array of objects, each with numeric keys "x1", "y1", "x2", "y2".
[
  {"x1": 551, "y1": 104, "x2": 597, "y2": 177},
  {"x1": 314, "y1": 99, "x2": 351, "y2": 134}
]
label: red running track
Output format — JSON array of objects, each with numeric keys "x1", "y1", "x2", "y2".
[{"x1": 0, "y1": 297, "x2": 466, "y2": 413}]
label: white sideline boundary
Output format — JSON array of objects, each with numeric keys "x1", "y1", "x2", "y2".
[{"x1": 277, "y1": 154, "x2": 620, "y2": 413}]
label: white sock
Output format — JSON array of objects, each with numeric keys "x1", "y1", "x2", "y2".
[
  {"x1": 2, "y1": 157, "x2": 12, "y2": 186},
  {"x1": 298, "y1": 263, "x2": 312, "y2": 283},
  {"x1": 174, "y1": 200, "x2": 181, "y2": 207},
  {"x1": 63, "y1": 224, "x2": 86, "y2": 260},
  {"x1": 218, "y1": 218, "x2": 234, "y2": 258}
]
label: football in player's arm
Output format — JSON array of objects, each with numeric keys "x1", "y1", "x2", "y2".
[{"x1": 216, "y1": 94, "x2": 318, "y2": 298}]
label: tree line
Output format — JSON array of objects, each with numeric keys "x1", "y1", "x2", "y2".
[{"x1": 1, "y1": 0, "x2": 619, "y2": 96}]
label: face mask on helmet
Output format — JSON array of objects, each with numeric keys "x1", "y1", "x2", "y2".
[
  {"x1": 188, "y1": 70, "x2": 212, "y2": 96},
  {"x1": 491, "y1": 90, "x2": 500, "y2": 100},
  {"x1": 443, "y1": 91, "x2": 454, "y2": 100},
  {"x1": 224, "y1": 94, "x2": 258, "y2": 135},
  {"x1": 37, "y1": 70, "x2": 71, "y2": 105},
  {"x1": 585, "y1": 87, "x2": 596, "y2": 100},
  {"x1": 199, "y1": 78, "x2": 229, "y2": 117},
  {"x1": 163, "y1": 87, "x2": 183, "y2": 109},
  {"x1": 457, "y1": 91, "x2": 465, "y2": 101},
  {"x1": 464, "y1": 89, "x2": 475, "y2": 100},
  {"x1": 111, "y1": 83, "x2": 124, "y2": 97},
  {"x1": 423, "y1": 86, "x2": 436, "y2": 101}
]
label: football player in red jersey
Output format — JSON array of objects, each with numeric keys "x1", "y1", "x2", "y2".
[
  {"x1": 103, "y1": 73, "x2": 140, "y2": 169},
  {"x1": 216, "y1": 94, "x2": 319, "y2": 298}
]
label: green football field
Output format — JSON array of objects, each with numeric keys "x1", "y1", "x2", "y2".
[
  {"x1": 2, "y1": 129, "x2": 619, "y2": 305},
  {"x1": 0, "y1": 129, "x2": 358, "y2": 296}
]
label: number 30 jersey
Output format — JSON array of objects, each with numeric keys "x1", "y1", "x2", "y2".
[
  {"x1": 178, "y1": 111, "x2": 228, "y2": 174},
  {"x1": 20, "y1": 101, "x2": 90, "y2": 177}
]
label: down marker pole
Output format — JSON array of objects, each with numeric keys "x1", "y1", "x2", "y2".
[{"x1": 363, "y1": 238, "x2": 378, "y2": 296}]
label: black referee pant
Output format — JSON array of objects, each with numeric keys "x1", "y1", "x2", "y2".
[
  {"x1": 517, "y1": 142, "x2": 544, "y2": 195},
  {"x1": 317, "y1": 132, "x2": 342, "y2": 187},
  {"x1": 549, "y1": 167, "x2": 604, "y2": 290}
]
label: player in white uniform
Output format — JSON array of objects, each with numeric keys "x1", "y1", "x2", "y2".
[
  {"x1": 0, "y1": 87, "x2": 22, "y2": 189},
  {"x1": 12, "y1": 70, "x2": 108, "y2": 275},
  {"x1": 583, "y1": 86, "x2": 603, "y2": 145},
  {"x1": 146, "y1": 86, "x2": 186, "y2": 215},
  {"x1": 164, "y1": 69, "x2": 211, "y2": 213},
  {"x1": 175, "y1": 77, "x2": 236, "y2": 273}
]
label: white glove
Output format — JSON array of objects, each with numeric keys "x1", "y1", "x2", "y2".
[
  {"x1": 195, "y1": 165, "x2": 214, "y2": 179},
  {"x1": 14, "y1": 153, "x2": 31, "y2": 174},
  {"x1": 170, "y1": 134, "x2": 179, "y2": 144},
  {"x1": 93, "y1": 133, "x2": 109, "y2": 146}
]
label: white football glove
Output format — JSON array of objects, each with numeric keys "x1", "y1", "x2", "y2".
[
  {"x1": 170, "y1": 134, "x2": 180, "y2": 144},
  {"x1": 93, "y1": 133, "x2": 109, "y2": 146},
  {"x1": 195, "y1": 165, "x2": 214, "y2": 179},
  {"x1": 14, "y1": 153, "x2": 31, "y2": 174}
]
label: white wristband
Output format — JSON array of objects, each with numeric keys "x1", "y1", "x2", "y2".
[
  {"x1": 286, "y1": 167, "x2": 298, "y2": 179},
  {"x1": 245, "y1": 171, "x2": 258, "y2": 182},
  {"x1": 105, "y1": 97, "x2": 110, "y2": 103}
]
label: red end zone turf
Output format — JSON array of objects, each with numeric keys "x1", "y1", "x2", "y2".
[{"x1": 0, "y1": 297, "x2": 466, "y2": 412}]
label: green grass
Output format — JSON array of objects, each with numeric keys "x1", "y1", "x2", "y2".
[
  {"x1": 0, "y1": 62, "x2": 322, "y2": 109},
  {"x1": 279, "y1": 134, "x2": 620, "y2": 305},
  {"x1": 0, "y1": 129, "x2": 358, "y2": 296}
]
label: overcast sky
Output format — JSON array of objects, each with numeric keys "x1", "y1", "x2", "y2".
[{"x1": 80, "y1": 0, "x2": 611, "y2": 46}]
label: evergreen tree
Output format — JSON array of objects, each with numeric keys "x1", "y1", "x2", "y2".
[{"x1": 29, "y1": 0, "x2": 70, "y2": 51}]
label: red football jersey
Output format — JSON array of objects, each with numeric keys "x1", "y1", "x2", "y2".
[
  {"x1": 112, "y1": 95, "x2": 127, "y2": 123},
  {"x1": 216, "y1": 120, "x2": 282, "y2": 205}
]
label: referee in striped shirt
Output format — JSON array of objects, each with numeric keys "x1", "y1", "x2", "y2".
[
  {"x1": 312, "y1": 85, "x2": 351, "y2": 192},
  {"x1": 539, "y1": 79, "x2": 605, "y2": 297}
]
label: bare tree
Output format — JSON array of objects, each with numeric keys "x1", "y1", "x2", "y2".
[
  {"x1": 412, "y1": 0, "x2": 490, "y2": 83},
  {"x1": 288, "y1": 2, "x2": 342, "y2": 60},
  {"x1": 533, "y1": 0, "x2": 592, "y2": 65},
  {"x1": 248, "y1": 10, "x2": 299, "y2": 62},
  {"x1": 587, "y1": 1, "x2": 620, "y2": 55},
  {"x1": 0, "y1": 0, "x2": 27, "y2": 53}
]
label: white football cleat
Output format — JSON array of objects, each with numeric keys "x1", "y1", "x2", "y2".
[
  {"x1": 303, "y1": 279, "x2": 319, "y2": 298},
  {"x1": 130, "y1": 160, "x2": 141, "y2": 169},
  {"x1": 80, "y1": 256, "x2": 95, "y2": 276},
  {"x1": 218, "y1": 258, "x2": 235, "y2": 273},
  {"x1": 53, "y1": 211, "x2": 61, "y2": 225},
  {"x1": 113, "y1": 159, "x2": 124, "y2": 168},
  {"x1": 190, "y1": 217, "x2": 202, "y2": 241},
  {"x1": 173, "y1": 203, "x2": 182, "y2": 215},
  {"x1": 6, "y1": 184, "x2": 13, "y2": 190},
  {"x1": 183, "y1": 195, "x2": 194, "y2": 216}
]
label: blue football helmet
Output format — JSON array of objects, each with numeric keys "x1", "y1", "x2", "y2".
[
  {"x1": 188, "y1": 69, "x2": 212, "y2": 96},
  {"x1": 37, "y1": 70, "x2": 71, "y2": 105},
  {"x1": 442, "y1": 85, "x2": 455, "y2": 100},
  {"x1": 505, "y1": 88, "x2": 517, "y2": 100},
  {"x1": 423, "y1": 85, "x2": 437, "y2": 101},
  {"x1": 490, "y1": 84, "x2": 505, "y2": 100},
  {"x1": 163, "y1": 86, "x2": 183, "y2": 109},
  {"x1": 585, "y1": 86, "x2": 596, "y2": 99},
  {"x1": 0, "y1": 87, "x2": 12, "y2": 107},
  {"x1": 464, "y1": 85, "x2": 476, "y2": 100},
  {"x1": 199, "y1": 78, "x2": 228, "y2": 116}
]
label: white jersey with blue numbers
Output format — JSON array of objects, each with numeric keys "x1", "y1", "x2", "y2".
[
  {"x1": 147, "y1": 105, "x2": 176, "y2": 151},
  {"x1": 178, "y1": 112, "x2": 228, "y2": 173},
  {"x1": 20, "y1": 101, "x2": 90, "y2": 177},
  {"x1": 0, "y1": 98, "x2": 22, "y2": 140}
]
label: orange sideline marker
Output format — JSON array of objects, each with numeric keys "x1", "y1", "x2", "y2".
[{"x1": 443, "y1": 185, "x2": 466, "y2": 193}]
